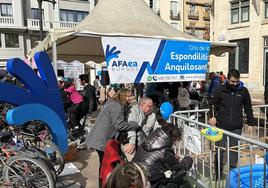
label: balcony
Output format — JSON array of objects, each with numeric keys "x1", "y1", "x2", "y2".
[
  {"x1": 53, "y1": 21, "x2": 79, "y2": 29},
  {"x1": 170, "y1": 10, "x2": 180, "y2": 20},
  {"x1": 185, "y1": 21, "x2": 196, "y2": 29},
  {"x1": 186, "y1": 0, "x2": 212, "y2": 6},
  {"x1": 27, "y1": 19, "x2": 51, "y2": 31},
  {"x1": 0, "y1": 17, "x2": 14, "y2": 26},
  {"x1": 188, "y1": 10, "x2": 199, "y2": 20},
  {"x1": 203, "y1": 11, "x2": 210, "y2": 21},
  {"x1": 186, "y1": 0, "x2": 198, "y2": 4}
]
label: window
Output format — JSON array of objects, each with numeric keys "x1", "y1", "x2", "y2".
[
  {"x1": 5, "y1": 33, "x2": 19, "y2": 48},
  {"x1": 190, "y1": 4, "x2": 195, "y2": 11},
  {"x1": 31, "y1": 8, "x2": 44, "y2": 20},
  {"x1": 149, "y1": 0, "x2": 158, "y2": 13},
  {"x1": 76, "y1": 11, "x2": 86, "y2": 22},
  {"x1": 265, "y1": 0, "x2": 268, "y2": 18},
  {"x1": 189, "y1": 5, "x2": 196, "y2": 16},
  {"x1": 149, "y1": 0, "x2": 153, "y2": 8},
  {"x1": 265, "y1": 37, "x2": 268, "y2": 47},
  {"x1": 0, "y1": 3, "x2": 13, "y2": 17},
  {"x1": 241, "y1": 1, "x2": 249, "y2": 22},
  {"x1": 231, "y1": 2, "x2": 239, "y2": 23},
  {"x1": 229, "y1": 39, "x2": 249, "y2": 73},
  {"x1": 170, "y1": 1, "x2": 178, "y2": 16},
  {"x1": 230, "y1": 0, "x2": 249, "y2": 24},
  {"x1": 60, "y1": 9, "x2": 88, "y2": 22}
]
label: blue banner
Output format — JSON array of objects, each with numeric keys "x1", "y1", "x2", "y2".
[{"x1": 102, "y1": 37, "x2": 210, "y2": 83}]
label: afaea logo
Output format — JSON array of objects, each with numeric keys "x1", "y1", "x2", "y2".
[
  {"x1": 105, "y1": 45, "x2": 138, "y2": 68},
  {"x1": 147, "y1": 76, "x2": 157, "y2": 81}
]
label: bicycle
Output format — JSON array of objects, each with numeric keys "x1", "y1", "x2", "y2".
[
  {"x1": 0, "y1": 103, "x2": 65, "y2": 177},
  {"x1": 0, "y1": 130, "x2": 56, "y2": 188},
  {"x1": 19, "y1": 121, "x2": 65, "y2": 176}
]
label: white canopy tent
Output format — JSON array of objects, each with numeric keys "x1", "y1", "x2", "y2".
[{"x1": 28, "y1": 0, "x2": 237, "y2": 73}]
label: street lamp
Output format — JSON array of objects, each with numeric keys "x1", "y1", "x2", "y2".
[{"x1": 37, "y1": 0, "x2": 56, "y2": 41}]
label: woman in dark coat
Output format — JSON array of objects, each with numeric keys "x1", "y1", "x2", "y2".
[{"x1": 132, "y1": 124, "x2": 193, "y2": 188}]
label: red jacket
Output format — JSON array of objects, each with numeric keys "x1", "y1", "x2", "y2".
[{"x1": 100, "y1": 139, "x2": 125, "y2": 185}]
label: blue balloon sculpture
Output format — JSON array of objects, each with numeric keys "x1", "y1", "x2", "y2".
[
  {"x1": 160, "y1": 102, "x2": 174, "y2": 120},
  {"x1": 0, "y1": 51, "x2": 68, "y2": 154}
]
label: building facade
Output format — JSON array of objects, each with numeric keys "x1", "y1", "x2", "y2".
[
  {"x1": 144, "y1": 0, "x2": 211, "y2": 40},
  {"x1": 211, "y1": 0, "x2": 268, "y2": 94},
  {"x1": 0, "y1": 0, "x2": 95, "y2": 67},
  {"x1": 183, "y1": 0, "x2": 211, "y2": 40},
  {"x1": 144, "y1": 0, "x2": 184, "y2": 32}
]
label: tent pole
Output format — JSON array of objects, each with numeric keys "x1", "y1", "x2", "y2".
[{"x1": 52, "y1": 41, "x2": 58, "y2": 77}]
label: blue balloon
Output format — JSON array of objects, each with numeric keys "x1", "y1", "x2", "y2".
[{"x1": 160, "y1": 102, "x2": 174, "y2": 120}]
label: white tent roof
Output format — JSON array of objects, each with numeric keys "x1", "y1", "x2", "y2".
[{"x1": 28, "y1": 0, "x2": 235, "y2": 62}]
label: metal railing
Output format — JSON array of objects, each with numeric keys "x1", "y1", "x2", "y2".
[
  {"x1": 248, "y1": 105, "x2": 268, "y2": 143},
  {"x1": 0, "y1": 17, "x2": 14, "y2": 25},
  {"x1": 27, "y1": 19, "x2": 51, "y2": 30},
  {"x1": 173, "y1": 108, "x2": 209, "y2": 127},
  {"x1": 171, "y1": 109, "x2": 268, "y2": 188},
  {"x1": 53, "y1": 21, "x2": 79, "y2": 29}
]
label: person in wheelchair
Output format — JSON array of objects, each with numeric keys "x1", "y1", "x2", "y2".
[{"x1": 132, "y1": 124, "x2": 193, "y2": 188}]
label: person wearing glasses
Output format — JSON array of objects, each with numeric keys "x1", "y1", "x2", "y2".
[
  {"x1": 208, "y1": 69, "x2": 254, "y2": 180},
  {"x1": 122, "y1": 97, "x2": 161, "y2": 160}
]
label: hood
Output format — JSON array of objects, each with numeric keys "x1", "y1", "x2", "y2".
[
  {"x1": 237, "y1": 81, "x2": 244, "y2": 90},
  {"x1": 212, "y1": 76, "x2": 220, "y2": 82},
  {"x1": 142, "y1": 128, "x2": 172, "y2": 152}
]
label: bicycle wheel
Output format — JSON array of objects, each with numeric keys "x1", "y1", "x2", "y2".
[
  {"x1": 2, "y1": 155, "x2": 55, "y2": 188},
  {"x1": 35, "y1": 140, "x2": 65, "y2": 175},
  {"x1": 20, "y1": 132, "x2": 65, "y2": 176},
  {"x1": 17, "y1": 146, "x2": 57, "y2": 181}
]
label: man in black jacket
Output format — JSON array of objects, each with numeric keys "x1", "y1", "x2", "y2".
[
  {"x1": 79, "y1": 74, "x2": 98, "y2": 117},
  {"x1": 208, "y1": 69, "x2": 254, "y2": 179}
]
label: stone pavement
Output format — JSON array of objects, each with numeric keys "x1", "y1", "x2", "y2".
[{"x1": 56, "y1": 149, "x2": 99, "y2": 188}]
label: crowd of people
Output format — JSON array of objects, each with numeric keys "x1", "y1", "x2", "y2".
[
  {"x1": 56, "y1": 74, "x2": 194, "y2": 187},
  {"x1": 0, "y1": 67, "x2": 257, "y2": 187},
  {"x1": 82, "y1": 69, "x2": 256, "y2": 187}
]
